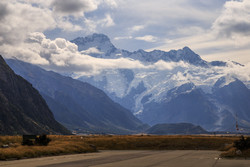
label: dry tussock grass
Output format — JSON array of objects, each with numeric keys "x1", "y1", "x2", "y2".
[
  {"x1": 0, "y1": 135, "x2": 96, "y2": 160},
  {"x1": 219, "y1": 136, "x2": 250, "y2": 158},
  {"x1": 0, "y1": 135, "x2": 240, "y2": 160},
  {"x1": 220, "y1": 147, "x2": 250, "y2": 158},
  {"x1": 83, "y1": 135, "x2": 238, "y2": 150}
]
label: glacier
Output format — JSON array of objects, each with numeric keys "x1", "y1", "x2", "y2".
[{"x1": 68, "y1": 33, "x2": 250, "y2": 132}]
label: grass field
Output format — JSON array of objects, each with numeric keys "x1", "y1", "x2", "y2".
[
  {"x1": 0, "y1": 135, "x2": 246, "y2": 160},
  {"x1": 0, "y1": 135, "x2": 96, "y2": 160}
]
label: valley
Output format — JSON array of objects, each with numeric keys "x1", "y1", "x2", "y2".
[
  {"x1": 6, "y1": 33, "x2": 250, "y2": 133},
  {"x1": 1, "y1": 0, "x2": 250, "y2": 165}
]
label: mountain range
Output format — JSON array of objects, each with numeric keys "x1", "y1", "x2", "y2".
[
  {"x1": 4, "y1": 33, "x2": 250, "y2": 134},
  {"x1": 6, "y1": 59, "x2": 147, "y2": 134},
  {"x1": 71, "y1": 33, "x2": 228, "y2": 67},
  {"x1": 0, "y1": 55, "x2": 70, "y2": 135},
  {"x1": 71, "y1": 33, "x2": 250, "y2": 132}
]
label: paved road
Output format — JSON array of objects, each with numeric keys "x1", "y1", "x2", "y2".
[{"x1": 0, "y1": 150, "x2": 250, "y2": 167}]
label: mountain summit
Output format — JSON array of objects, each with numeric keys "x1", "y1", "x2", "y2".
[
  {"x1": 71, "y1": 33, "x2": 116, "y2": 56},
  {"x1": 71, "y1": 34, "x2": 209, "y2": 66}
]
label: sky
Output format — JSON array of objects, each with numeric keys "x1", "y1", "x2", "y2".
[{"x1": 0, "y1": 0, "x2": 250, "y2": 68}]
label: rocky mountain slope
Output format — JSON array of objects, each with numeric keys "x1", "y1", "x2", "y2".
[
  {"x1": 0, "y1": 55, "x2": 70, "y2": 135},
  {"x1": 7, "y1": 59, "x2": 148, "y2": 134}
]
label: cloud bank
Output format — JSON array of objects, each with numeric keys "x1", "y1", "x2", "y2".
[
  {"x1": 2, "y1": 30, "x2": 250, "y2": 91},
  {"x1": 213, "y1": 0, "x2": 250, "y2": 37},
  {"x1": 0, "y1": 1, "x2": 55, "y2": 45},
  {"x1": 2, "y1": 32, "x2": 193, "y2": 75},
  {"x1": 0, "y1": 0, "x2": 250, "y2": 85},
  {"x1": 151, "y1": 0, "x2": 250, "y2": 64},
  {"x1": 0, "y1": 0, "x2": 116, "y2": 46}
]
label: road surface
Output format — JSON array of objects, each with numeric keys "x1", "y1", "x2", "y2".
[{"x1": 0, "y1": 150, "x2": 250, "y2": 167}]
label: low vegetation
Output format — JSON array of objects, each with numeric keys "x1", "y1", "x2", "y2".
[
  {"x1": 82, "y1": 135, "x2": 238, "y2": 150},
  {"x1": 220, "y1": 135, "x2": 250, "y2": 158},
  {"x1": 0, "y1": 135, "x2": 96, "y2": 160},
  {"x1": 0, "y1": 135, "x2": 246, "y2": 160}
]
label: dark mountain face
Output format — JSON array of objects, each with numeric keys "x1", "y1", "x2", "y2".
[
  {"x1": 146, "y1": 123, "x2": 208, "y2": 135},
  {"x1": 139, "y1": 79, "x2": 250, "y2": 132},
  {"x1": 0, "y1": 55, "x2": 70, "y2": 135},
  {"x1": 209, "y1": 61, "x2": 227, "y2": 67},
  {"x1": 212, "y1": 78, "x2": 250, "y2": 121},
  {"x1": 141, "y1": 87, "x2": 218, "y2": 130},
  {"x1": 7, "y1": 59, "x2": 147, "y2": 134}
]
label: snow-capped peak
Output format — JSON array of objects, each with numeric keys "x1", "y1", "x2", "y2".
[
  {"x1": 213, "y1": 76, "x2": 237, "y2": 89},
  {"x1": 71, "y1": 34, "x2": 210, "y2": 66},
  {"x1": 71, "y1": 33, "x2": 117, "y2": 56}
]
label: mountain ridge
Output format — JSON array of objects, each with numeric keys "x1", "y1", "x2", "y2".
[
  {"x1": 4, "y1": 33, "x2": 249, "y2": 133},
  {"x1": 7, "y1": 59, "x2": 148, "y2": 134},
  {"x1": 0, "y1": 55, "x2": 70, "y2": 135},
  {"x1": 71, "y1": 33, "x2": 214, "y2": 67},
  {"x1": 70, "y1": 33, "x2": 250, "y2": 132}
]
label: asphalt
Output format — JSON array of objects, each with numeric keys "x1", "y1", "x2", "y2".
[{"x1": 0, "y1": 150, "x2": 249, "y2": 167}]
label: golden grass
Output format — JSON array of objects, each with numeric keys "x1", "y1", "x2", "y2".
[
  {"x1": 220, "y1": 147, "x2": 250, "y2": 159},
  {"x1": 0, "y1": 136, "x2": 22, "y2": 146},
  {"x1": 82, "y1": 135, "x2": 238, "y2": 150},
  {"x1": 0, "y1": 135, "x2": 242, "y2": 160},
  {"x1": 219, "y1": 136, "x2": 250, "y2": 159},
  {"x1": 0, "y1": 135, "x2": 96, "y2": 160}
]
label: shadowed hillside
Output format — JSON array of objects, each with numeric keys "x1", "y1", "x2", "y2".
[{"x1": 0, "y1": 55, "x2": 70, "y2": 135}]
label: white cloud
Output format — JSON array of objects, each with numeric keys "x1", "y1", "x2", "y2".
[
  {"x1": 151, "y1": 60, "x2": 189, "y2": 71},
  {"x1": 0, "y1": 0, "x2": 101, "y2": 47},
  {"x1": 212, "y1": 0, "x2": 250, "y2": 37},
  {"x1": 2, "y1": 31, "x2": 250, "y2": 91},
  {"x1": 82, "y1": 13, "x2": 115, "y2": 33},
  {"x1": 83, "y1": 18, "x2": 98, "y2": 33},
  {"x1": 103, "y1": 0, "x2": 118, "y2": 8},
  {"x1": 1, "y1": 43, "x2": 50, "y2": 65},
  {"x1": 0, "y1": 32, "x2": 211, "y2": 77},
  {"x1": 202, "y1": 49, "x2": 250, "y2": 65},
  {"x1": 1, "y1": 0, "x2": 250, "y2": 98},
  {"x1": 115, "y1": 0, "x2": 222, "y2": 28},
  {"x1": 80, "y1": 47, "x2": 103, "y2": 54},
  {"x1": 135, "y1": 35, "x2": 157, "y2": 42},
  {"x1": 0, "y1": 1, "x2": 56, "y2": 45},
  {"x1": 1, "y1": 0, "x2": 250, "y2": 72},
  {"x1": 171, "y1": 26, "x2": 206, "y2": 36},
  {"x1": 100, "y1": 14, "x2": 115, "y2": 27},
  {"x1": 56, "y1": 17, "x2": 83, "y2": 32},
  {"x1": 17, "y1": 0, "x2": 51, "y2": 7},
  {"x1": 114, "y1": 36, "x2": 133, "y2": 40},
  {"x1": 130, "y1": 25, "x2": 145, "y2": 32},
  {"x1": 1, "y1": 32, "x2": 147, "y2": 75},
  {"x1": 151, "y1": 0, "x2": 250, "y2": 64},
  {"x1": 0, "y1": 0, "x2": 120, "y2": 45}
]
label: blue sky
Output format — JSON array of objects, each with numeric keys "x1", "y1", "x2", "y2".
[{"x1": 0, "y1": 0, "x2": 250, "y2": 65}]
